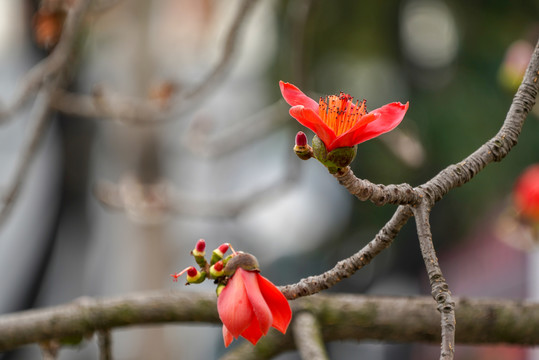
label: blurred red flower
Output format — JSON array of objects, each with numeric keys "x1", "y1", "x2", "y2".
[
  {"x1": 280, "y1": 81, "x2": 409, "y2": 151},
  {"x1": 514, "y1": 164, "x2": 539, "y2": 222},
  {"x1": 217, "y1": 268, "x2": 292, "y2": 347}
]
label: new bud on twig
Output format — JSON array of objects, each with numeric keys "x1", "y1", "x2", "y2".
[
  {"x1": 191, "y1": 239, "x2": 207, "y2": 267},
  {"x1": 293, "y1": 131, "x2": 313, "y2": 160},
  {"x1": 210, "y1": 260, "x2": 225, "y2": 278},
  {"x1": 186, "y1": 267, "x2": 206, "y2": 284},
  {"x1": 211, "y1": 243, "x2": 230, "y2": 265}
]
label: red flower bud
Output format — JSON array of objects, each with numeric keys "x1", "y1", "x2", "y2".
[
  {"x1": 195, "y1": 239, "x2": 206, "y2": 253},
  {"x1": 211, "y1": 243, "x2": 230, "y2": 264},
  {"x1": 213, "y1": 260, "x2": 224, "y2": 272},
  {"x1": 295, "y1": 131, "x2": 308, "y2": 146},
  {"x1": 186, "y1": 267, "x2": 198, "y2": 277},
  {"x1": 218, "y1": 243, "x2": 229, "y2": 254}
]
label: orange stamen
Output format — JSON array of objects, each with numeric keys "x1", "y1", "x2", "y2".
[{"x1": 318, "y1": 94, "x2": 367, "y2": 137}]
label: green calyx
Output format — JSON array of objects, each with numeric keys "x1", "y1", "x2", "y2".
[
  {"x1": 186, "y1": 271, "x2": 206, "y2": 284},
  {"x1": 311, "y1": 135, "x2": 357, "y2": 174},
  {"x1": 223, "y1": 253, "x2": 260, "y2": 276}
]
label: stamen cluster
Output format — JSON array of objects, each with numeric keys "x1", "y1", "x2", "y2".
[{"x1": 318, "y1": 93, "x2": 367, "y2": 136}]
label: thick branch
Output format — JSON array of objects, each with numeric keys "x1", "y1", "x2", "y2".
[
  {"x1": 292, "y1": 312, "x2": 329, "y2": 360},
  {"x1": 414, "y1": 203, "x2": 456, "y2": 360},
  {"x1": 333, "y1": 167, "x2": 421, "y2": 206},
  {"x1": 279, "y1": 205, "x2": 413, "y2": 299},
  {"x1": 0, "y1": 291, "x2": 536, "y2": 354}
]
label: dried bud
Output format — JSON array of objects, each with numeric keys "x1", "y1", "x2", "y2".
[
  {"x1": 293, "y1": 131, "x2": 313, "y2": 160},
  {"x1": 32, "y1": 9, "x2": 66, "y2": 49},
  {"x1": 312, "y1": 135, "x2": 357, "y2": 174},
  {"x1": 223, "y1": 252, "x2": 260, "y2": 276},
  {"x1": 148, "y1": 81, "x2": 176, "y2": 109}
]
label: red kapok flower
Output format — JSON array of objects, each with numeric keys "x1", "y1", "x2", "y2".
[
  {"x1": 217, "y1": 268, "x2": 292, "y2": 347},
  {"x1": 514, "y1": 164, "x2": 539, "y2": 222},
  {"x1": 280, "y1": 81, "x2": 409, "y2": 152}
]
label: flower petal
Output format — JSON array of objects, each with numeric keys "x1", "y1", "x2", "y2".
[
  {"x1": 222, "y1": 325, "x2": 234, "y2": 347},
  {"x1": 329, "y1": 102, "x2": 408, "y2": 150},
  {"x1": 257, "y1": 274, "x2": 292, "y2": 334},
  {"x1": 239, "y1": 269, "x2": 273, "y2": 336},
  {"x1": 239, "y1": 317, "x2": 265, "y2": 345},
  {"x1": 289, "y1": 106, "x2": 336, "y2": 148},
  {"x1": 279, "y1": 81, "x2": 319, "y2": 113},
  {"x1": 217, "y1": 270, "x2": 253, "y2": 338}
]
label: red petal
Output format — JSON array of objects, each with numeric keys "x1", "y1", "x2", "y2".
[
  {"x1": 257, "y1": 274, "x2": 292, "y2": 334},
  {"x1": 239, "y1": 317, "x2": 265, "y2": 345},
  {"x1": 217, "y1": 270, "x2": 253, "y2": 338},
  {"x1": 327, "y1": 112, "x2": 379, "y2": 150},
  {"x1": 289, "y1": 106, "x2": 336, "y2": 148},
  {"x1": 239, "y1": 269, "x2": 273, "y2": 336},
  {"x1": 329, "y1": 102, "x2": 408, "y2": 150},
  {"x1": 279, "y1": 81, "x2": 319, "y2": 113},
  {"x1": 222, "y1": 325, "x2": 234, "y2": 347}
]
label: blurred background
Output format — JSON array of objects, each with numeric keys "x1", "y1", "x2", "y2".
[{"x1": 0, "y1": 0, "x2": 538, "y2": 359}]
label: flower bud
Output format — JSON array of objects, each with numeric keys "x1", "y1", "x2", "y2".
[
  {"x1": 293, "y1": 131, "x2": 313, "y2": 160},
  {"x1": 296, "y1": 131, "x2": 307, "y2": 146},
  {"x1": 216, "y1": 283, "x2": 226, "y2": 297},
  {"x1": 312, "y1": 135, "x2": 357, "y2": 174},
  {"x1": 210, "y1": 260, "x2": 225, "y2": 278},
  {"x1": 186, "y1": 267, "x2": 206, "y2": 284},
  {"x1": 223, "y1": 252, "x2": 260, "y2": 276},
  {"x1": 211, "y1": 243, "x2": 230, "y2": 264},
  {"x1": 192, "y1": 239, "x2": 207, "y2": 267}
]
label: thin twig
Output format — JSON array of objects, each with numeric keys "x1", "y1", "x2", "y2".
[
  {"x1": 292, "y1": 312, "x2": 329, "y2": 360},
  {"x1": 97, "y1": 329, "x2": 112, "y2": 360},
  {"x1": 39, "y1": 340, "x2": 59, "y2": 360},
  {"x1": 50, "y1": 0, "x2": 260, "y2": 124},
  {"x1": 182, "y1": 0, "x2": 259, "y2": 100},
  {"x1": 0, "y1": 0, "x2": 92, "y2": 122},
  {"x1": 0, "y1": 88, "x2": 53, "y2": 227},
  {"x1": 413, "y1": 202, "x2": 456, "y2": 360},
  {"x1": 0, "y1": 0, "x2": 92, "y2": 228},
  {"x1": 183, "y1": 99, "x2": 288, "y2": 157},
  {"x1": 279, "y1": 205, "x2": 413, "y2": 299}
]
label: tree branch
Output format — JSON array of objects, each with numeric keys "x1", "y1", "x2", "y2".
[
  {"x1": 292, "y1": 312, "x2": 329, "y2": 360},
  {"x1": 0, "y1": 291, "x2": 536, "y2": 354},
  {"x1": 0, "y1": 0, "x2": 92, "y2": 228},
  {"x1": 279, "y1": 205, "x2": 413, "y2": 299},
  {"x1": 333, "y1": 167, "x2": 421, "y2": 206},
  {"x1": 50, "y1": 0, "x2": 260, "y2": 124},
  {"x1": 0, "y1": 0, "x2": 92, "y2": 121},
  {"x1": 413, "y1": 202, "x2": 456, "y2": 360}
]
